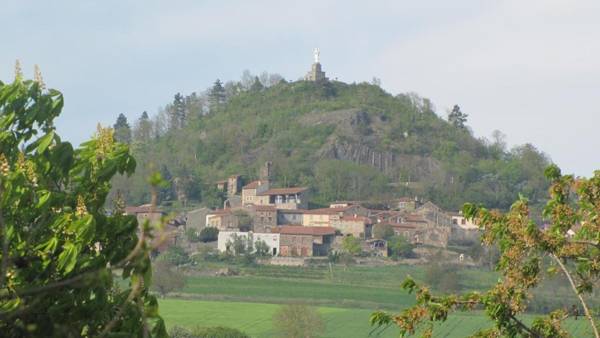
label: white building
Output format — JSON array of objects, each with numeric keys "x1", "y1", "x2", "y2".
[
  {"x1": 451, "y1": 213, "x2": 479, "y2": 230},
  {"x1": 217, "y1": 231, "x2": 280, "y2": 256}
]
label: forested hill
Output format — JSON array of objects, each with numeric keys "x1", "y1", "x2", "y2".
[{"x1": 111, "y1": 75, "x2": 550, "y2": 211}]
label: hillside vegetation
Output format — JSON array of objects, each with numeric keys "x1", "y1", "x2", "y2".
[{"x1": 112, "y1": 76, "x2": 550, "y2": 211}]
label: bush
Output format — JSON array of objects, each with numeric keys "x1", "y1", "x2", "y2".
[
  {"x1": 423, "y1": 263, "x2": 461, "y2": 293},
  {"x1": 157, "y1": 245, "x2": 190, "y2": 266},
  {"x1": 186, "y1": 228, "x2": 201, "y2": 242},
  {"x1": 199, "y1": 227, "x2": 219, "y2": 242},
  {"x1": 192, "y1": 326, "x2": 250, "y2": 338},
  {"x1": 151, "y1": 260, "x2": 186, "y2": 297},
  {"x1": 273, "y1": 303, "x2": 324, "y2": 338},
  {"x1": 372, "y1": 223, "x2": 395, "y2": 240},
  {"x1": 387, "y1": 235, "x2": 415, "y2": 258},
  {"x1": 168, "y1": 326, "x2": 196, "y2": 338}
]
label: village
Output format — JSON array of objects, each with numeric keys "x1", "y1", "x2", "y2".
[{"x1": 125, "y1": 161, "x2": 480, "y2": 265}]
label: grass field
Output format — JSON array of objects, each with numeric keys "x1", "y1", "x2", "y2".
[{"x1": 159, "y1": 299, "x2": 595, "y2": 338}]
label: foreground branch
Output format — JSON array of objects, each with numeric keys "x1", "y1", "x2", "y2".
[{"x1": 551, "y1": 254, "x2": 599, "y2": 338}]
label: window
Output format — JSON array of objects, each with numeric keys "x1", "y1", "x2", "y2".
[{"x1": 461, "y1": 219, "x2": 466, "y2": 225}]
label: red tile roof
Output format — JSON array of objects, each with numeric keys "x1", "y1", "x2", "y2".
[
  {"x1": 340, "y1": 216, "x2": 373, "y2": 224},
  {"x1": 272, "y1": 225, "x2": 336, "y2": 236},
  {"x1": 243, "y1": 180, "x2": 267, "y2": 189},
  {"x1": 257, "y1": 187, "x2": 308, "y2": 196},
  {"x1": 304, "y1": 206, "x2": 353, "y2": 215}
]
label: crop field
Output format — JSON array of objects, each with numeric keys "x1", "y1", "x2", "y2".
[
  {"x1": 180, "y1": 263, "x2": 500, "y2": 309},
  {"x1": 159, "y1": 299, "x2": 594, "y2": 338}
]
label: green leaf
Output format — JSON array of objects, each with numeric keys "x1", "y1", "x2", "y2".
[
  {"x1": 36, "y1": 130, "x2": 55, "y2": 153},
  {"x1": 36, "y1": 190, "x2": 51, "y2": 209},
  {"x1": 57, "y1": 242, "x2": 79, "y2": 274}
]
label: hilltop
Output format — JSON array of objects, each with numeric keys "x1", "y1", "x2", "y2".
[{"x1": 112, "y1": 76, "x2": 550, "y2": 211}]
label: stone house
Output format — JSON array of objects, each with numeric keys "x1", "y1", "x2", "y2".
[
  {"x1": 397, "y1": 197, "x2": 419, "y2": 211},
  {"x1": 256, "y1": 187, "x2": 309, "y2": 210},
  {"x1": 206, "y1": 209, "x2": 239, "y2": 231},
  {"x1": 416, "y1": 201, "x2": 453, "y2": 227},
  {"x1": 186, "y1": 207, "x2": 210, "y2": 230},
  {"x1": 277, "y1": 209, "x2": 305, "y2": 226},
  {"x1": 336, "y1": 216, "x2": 373, "y2": 239},
  {"x1": 302, "y1": 205, "x2": 368, "y2": 228},
  {"x1": 241, "y1": 180, "x2": 270, "y2": 206},
  {"x1": 125, "y1": 204, "x2": 164, "y2": 226},
  {"x1": 450, "y1": 212, "x2": 478, "y2": 230},
  {"x1": 250, "y1": 205, "x2": 278, "y2": 233},
  {"x1": 272, "y1": 226, "x2": 336, "y2": 257},
  {"x1": 216, "y1": 175, "x2": 243, "y2": 197}
]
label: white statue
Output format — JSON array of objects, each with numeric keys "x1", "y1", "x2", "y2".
[{"x1": 313, "y1": 48, "x2": 320, "y2": 63}]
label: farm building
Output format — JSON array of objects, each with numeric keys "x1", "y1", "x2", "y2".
[
  {"x1": 272, "y1": 226, "x2": 336, "y2": 257},
  {"x1": 217, "y1": 231, "x2": 280, "y2": 256}
]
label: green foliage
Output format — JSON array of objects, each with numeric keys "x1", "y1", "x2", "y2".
[
  {"x1": 341, "y1": 235, "x2": 362, "y2": 256},
  {"x1": 254, "y1": 240, "x2": 270, "y2": 257},
  {"x1": 152, "y1": 260, "x2": 186, "y2": 297},
  {"x1": 424, "y1": 263, "x2": 461, "y2": 292},
  {"x1": 387, "y1": 235, "x2": 415, "y2": 258},
  {"x1": 0, "y1": 75, "x2": 166, "y2": 336},
  {"x1": 198, "y1": 226, "x2": 219, "y2": 242},
  {"x1": 372, "y1": 223, "x2": 395, "y2": 240},
  {"x1": 273, "y1": 303, "x2": 325, "y2": 338},
  {"x1": 114, "y1": 112, "x2": 132, "y2": 144},
  {"x1": 157, "y1": 246, "x2": 190, "y2": 266},
  {"x1": 185, "y1": 228, "x2": 200, "y2": 242},
  {"x1": 374, "y1": 166, "x2": 600, "y2": 337},
  {"x1": 113, "y1": 78, "x2": 550, "y2": 212},
  {"x1": 447, "y1": 104, "x2": 468, "y2": 129},
  {"x1": 192, "y1": 326, "x2": 250, "y2": 338}
]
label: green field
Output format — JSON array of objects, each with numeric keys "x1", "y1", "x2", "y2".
[
  {"x1": 179, "y1": 264, "x2": 499, "y2": 309},
  {"x1": 158, "y1": 263, "x2": 595, "y2": 337},
  {"x1": 159, "y1": 299, "x2": 594, "y2": 338}
]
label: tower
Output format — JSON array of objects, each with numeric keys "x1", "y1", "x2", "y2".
[
  {"x1": 260, "y1": 161, "x2": 272, "y2": 182},
  {"x1": 304, "y1": 48, "x2": 328, "y2": 82}
]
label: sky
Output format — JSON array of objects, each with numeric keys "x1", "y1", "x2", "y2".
[{"x1": 2, "y1": 0, "x2": 598, "y2": 177}]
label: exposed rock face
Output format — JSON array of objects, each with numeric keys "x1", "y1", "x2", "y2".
[{"x1": 318, "y1": 139, "x2": 442, "y2": 180}]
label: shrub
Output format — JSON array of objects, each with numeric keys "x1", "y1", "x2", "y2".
[
  {"x1": 157, "y1": 245, "x2": 190, "y2": 266},
  {"x1": 372, "y1": 223, "x2": 395, "y2": 240},
  {"x1": 185, "y1": 228, "x2": 201, "y2": 242},
  {"x1": 199, "y1": 227, "x2": 219, "y2": 242},
  {"x1": 273, "y1": 303, "x2": 324, "y2": 338},
  {"x1": 151, "y1": 260, "x2": 186, "y2": 297},
  {"x1": 387, "y1": 235, "x2": 415, "y2": 258},
  {"x1": 192, "y1": 326, "x2": 250, "y2": 338}
]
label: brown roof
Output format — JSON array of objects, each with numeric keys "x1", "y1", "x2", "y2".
[
  {"x1": 215, "y1": 179, "x2": 227, "y2": 184},
  {"x1": 257, "y1": 187, "x2": 308, "y2": 196},
  {"x1": 251, "y1": 205, "x2": 277, "y2": 212},
  {"x1": 125, "y1": 205, "x2": 163, "y2": 214},
  {"x1": 207, "y1": 208, "x2": 232, "y2": 216},
  {"x1": 340, "y1": 216, "x2": 373, "y2": 224},
  {"x1": 304, "y1": 206, "x2": 353, "y2": 215},
  {"x1": 272, "y1": 225, "x2": 336, "y2": 236},
  {"x1": 243, "y1": 180, "x2": 267, "y2": 189}
]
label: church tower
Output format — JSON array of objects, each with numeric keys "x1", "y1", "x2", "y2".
[{"x1": 304, "y1": 48, "x2": 328, "y2": 82}]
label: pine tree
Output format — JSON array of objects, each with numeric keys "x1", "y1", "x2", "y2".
[
  {"x1": 208, "y1": 79, "x2": 226, "y2": 112},
  {"x1": 113, "y1": 113, "x2": 132, "y2": 144},
  {"x1": 134, "y1": 111, "x2": 152, "y2": 142},
  {"x1": 447, "y1": 104, "x2": 468, "y2": 129},
  {"x1": 168, "y1": 93, "x2": 186, "y2": 131},
  {"x1": 250, "y1": 76, "x2": 264, "y2": 92}
]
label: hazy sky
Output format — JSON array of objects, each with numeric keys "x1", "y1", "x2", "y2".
[{"x1": 2, "y1": 1, "x2": 598, "y2": 177}]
